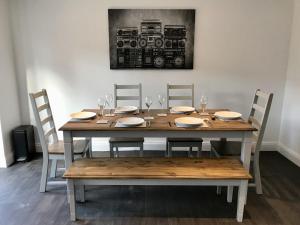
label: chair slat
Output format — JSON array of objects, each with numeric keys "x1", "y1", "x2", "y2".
[
  {"x1": 116, "y1": 96, "x2": 140, "y2": 100},
  {"x1": 252, "y1": 104, "x2": 265, "y2": 114},
  {"x1": 115, "y1": 85, "x2": 140, "y2": 89},
  {"x1": 32, "y1": 90, "x2": 46, "y2": 98},
  {"x1": 249, "y1": 116, "x2": 261, "y2": 129},
  {"x1": 41, "y1": 115, "x2": 53, "y2": 126},
  {"x1": 44, "y1": 127, "x2": 56, "y2": 140},
  {"x1": 38, "y1": 103, "x2": 50, "y2": 112},
  {"x1": 256, "y1": 90, "x2": 269, "y2": 100},
  {"x1": 168, "y1": 85, "x2": 194, "y2": 89},
  {"x1": 169, "y1": 96, "x2": 193, "y2": 100}
]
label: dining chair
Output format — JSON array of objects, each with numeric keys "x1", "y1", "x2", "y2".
[
  {"x1": 210, "y1": 89, "x2": 273, "y2": 194},
  {"x1": 109, "y1": 84, "x2": 144, "y2": 157},
  {"x1": 29, "y1": 89, "x2": 92, "y2": 192},
  {"x1": 166, "y1": 84, "x2": 203, "y2": 157}
]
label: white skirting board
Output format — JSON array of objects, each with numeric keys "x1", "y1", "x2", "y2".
[{"x1": 278, "y1": 142, "x2": 300, "y2": 167}]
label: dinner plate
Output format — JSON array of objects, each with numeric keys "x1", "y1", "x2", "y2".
[
  {"x1": 175, "y1": 117, "x2": 204, "y2": 127},
  {"x1": 214, "y1": 111, "x2": 242, "y2": 120},
  {"x1": 115, "y1": 106, "x2": 138, "y2": 113},
  {"x1": 118, "y1": 117, "x2": 145, "y2": 127},
  {"x1": 171, "y1": 106, "x2": 195, "y2": 114},
  {"x1": 70, "y1": 111, "x2": 96, "y2": 120}
]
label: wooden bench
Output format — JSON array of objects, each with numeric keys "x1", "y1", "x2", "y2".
[{"x1": 63, "y1": 158, "x2": 251, "y2": 222}]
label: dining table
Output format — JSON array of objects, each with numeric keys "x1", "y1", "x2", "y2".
[{"x1": 59, "y1": 108, "x2": 256, "y2": 174}]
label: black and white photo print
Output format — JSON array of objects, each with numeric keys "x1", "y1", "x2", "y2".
[{"x1": 108, "y1": 9, "x2": 195, "y2": 69}]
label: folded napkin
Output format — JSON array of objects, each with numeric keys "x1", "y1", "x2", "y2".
[
  {"x1": 115, "y1": 121, "x2": 147, "y2": 128},
  {"x1": 96, "y1": 119, "x2": 109, "y2": 124}
]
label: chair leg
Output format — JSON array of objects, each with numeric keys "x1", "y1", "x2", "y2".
[
  {"x1": 168, "y1": 144, "x2": 172, "y2": 157},
  {"x1": 88, "y1": 138, "x2": 92, "y2": 158},
  {"x1": 77, "y1": 185, "x2": 85, "y2": 203},
  {"x1": 50, "y1": 159, "x2": 57, "y2": 178},
  {"x1": 139, "y1": 143, "x2": 144, "y2": 157},
  {"x1": 216, "y1": 186, "x2": 222, "y2": 195},
  {"x1": 165, "y1": 141, "x2": 169, "y2": 157},
  {"x1": 40, "y1": 157, "x2": 49, "y2": 192},
  {"x1": 116, "y1": 147, "x2": 119, "y2": 157},
  {"x1": 227, "y1": 186, "x2": 233, "y2": 203},
  {"x1": 188, "y1": 147, "x2": 193, "y2": 157},
  {"x1": 109, "y1": 144, "x2": 114, "y2": 158},
  {"x1": 254, "y1": 152, "x2": 263, "y2": 194},
  {"x1": 197, "y1": 146, "x2": 202, "y2": 158}
]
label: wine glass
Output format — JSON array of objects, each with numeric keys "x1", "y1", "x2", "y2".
[
  {"x1": 105, "y1": 93, "x2": 113, "y2": 114},
  {"x1": 200, "y1": 95, "x2": 208, "y2": 113},
  {"x1": 158, "y1": 94, "x2": 166, "y2": 110},
  {"x1": 145, "y1": 96, "x2": 153, "y2": 114},
  {"x1": 97, "y1": 97, "x2": 106, "y2": 117}
]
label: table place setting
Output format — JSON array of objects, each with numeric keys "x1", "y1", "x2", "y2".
[
  {"x1": 114, "y1": 117, "x2": 147, "y2": 128},
  {"x1": 173, "y1": 117, "x2": 209, "y2": 128},
  {"x1": 68, "y1": 111, "x2": 96, "y2": 123},
  {"x1": 170, "y1": 106, "x2": 196, "y2": 114},
  {"x1": 214, "y1": 111, "x2": 243, "y2": 121}
]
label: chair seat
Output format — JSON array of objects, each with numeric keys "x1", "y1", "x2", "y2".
[
  {"x1": 167, "y1": 138, "x2": 203, "y2": 143},
  {"x1": 109, "y1": 137, "x2": 144, "y2": 143},
  {"x1": 48, "y1": 140, "x2": 88, "y2": 155},
  {"x1": 210, "y1": 140, "x2": 255, "y2": 156}
]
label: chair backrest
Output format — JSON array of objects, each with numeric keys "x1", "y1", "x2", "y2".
[
  {"x1": 114, "y1": 84, "x2": 142, "y2": 109},
  {"x1": 29, "y1": 89, "x2": 58, "y2": 155},
  {"x1": 248, "y1": 89, "x2": 273, "y2": 152},
  {"x1": 167, "y1": 84, "x2": 194, "y2": 108}
]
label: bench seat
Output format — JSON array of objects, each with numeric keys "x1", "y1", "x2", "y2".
[{"x1": 64, "y1": 158, "x2": 251, "y2": 222}]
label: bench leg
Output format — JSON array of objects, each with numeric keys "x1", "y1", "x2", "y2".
[
  {"x1": 227, "y1": 186, "x2": 233, "y2": 203},
  {"x1": 109, "y1": 144, "x2": 114, "y2": 158},
  {"x1": 237, "y1": 180, "x2": 248, "y2": 222},
  {"x1": 67, "y1": 179, "x2": 76, "y2": 221}
]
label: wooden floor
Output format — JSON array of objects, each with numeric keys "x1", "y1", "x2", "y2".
[{"x1": 0, "y1": 151, "x2": 300, "y2": 225}]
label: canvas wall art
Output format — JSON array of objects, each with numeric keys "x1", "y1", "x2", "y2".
[{"x1": 108, "y1": 9, "x2": 195, "y2": 69}]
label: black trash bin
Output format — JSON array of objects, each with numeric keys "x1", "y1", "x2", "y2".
[{"x1": 12, "y1": 125, "x2": 35, "y2": 162}]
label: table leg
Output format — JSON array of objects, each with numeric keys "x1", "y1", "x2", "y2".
[{"x1": 63, "y1": 131, "x2": 74, "y2": 169}]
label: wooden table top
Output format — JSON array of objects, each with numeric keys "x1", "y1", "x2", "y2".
[
  {"x1": 63, "y1": 157, "x2": 251, "y2": 180},
  {"x1": 59, "y1": 109, "x2": 256, "y2": 132}
]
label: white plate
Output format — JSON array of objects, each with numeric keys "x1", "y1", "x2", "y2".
[
  {"x1": 175, "y1": 117, "x2": 203, "y2": 127},
  {"x1": 214, "y1": 111, "x2": 242, "y2": 120},
  {"x1": 70, "y1": 111, "x2": 96, "y2": 120},
  {"x1": 115, "y1": 106, "x2": 138, "y2": 113},
  {"x1": 171, "y1": 106, "x2": 195, "y2": 114},
  {"x1": 117, "y1": 117, "x2": 145, "y2": 127}
]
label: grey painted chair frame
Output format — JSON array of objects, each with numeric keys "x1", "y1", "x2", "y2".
[
  {"x1": 166, "y1": 84, "x2": 202, "y2": 157},
  {"x1": 213, "y1": 89, "x2": 273, "y2": 196},
  {"x1": 110, "y1": 84, "x2": 144, "y2": 157},
  {"x1": 29, "y1": 89, "x2": 91, "y2": 192},
  {"x1": 167, "y1": 84, "x2": 195, "y2": 108}
]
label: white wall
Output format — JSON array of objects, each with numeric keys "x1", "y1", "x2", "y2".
[
  {"x1": 0, "y1": 0, "x2": 21, "y2": 167},
  {"x1": 279, "y1": 0, "x2": 300, "y2": 166},
  {"x1": 9, "y1": 0, "x2": 293, "y2": 149}
]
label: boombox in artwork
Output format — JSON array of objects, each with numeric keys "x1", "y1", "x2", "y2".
[{"x1": 109, "y1": 9, "x2": 195, "y2": 69}]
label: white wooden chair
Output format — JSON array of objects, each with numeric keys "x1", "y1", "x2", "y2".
[
  {"x1": 211, "y1": 89, "x2": 273, "y2": 195},
  {"x1": 109, "y1": 84, "x2": 144, "y2": 157},
  {"x1": 166, "y1": 84, "x2": 203, "y2": 157},
  {"x1": 29, "y1": 89, "x2": 91, "y2": 192}
]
